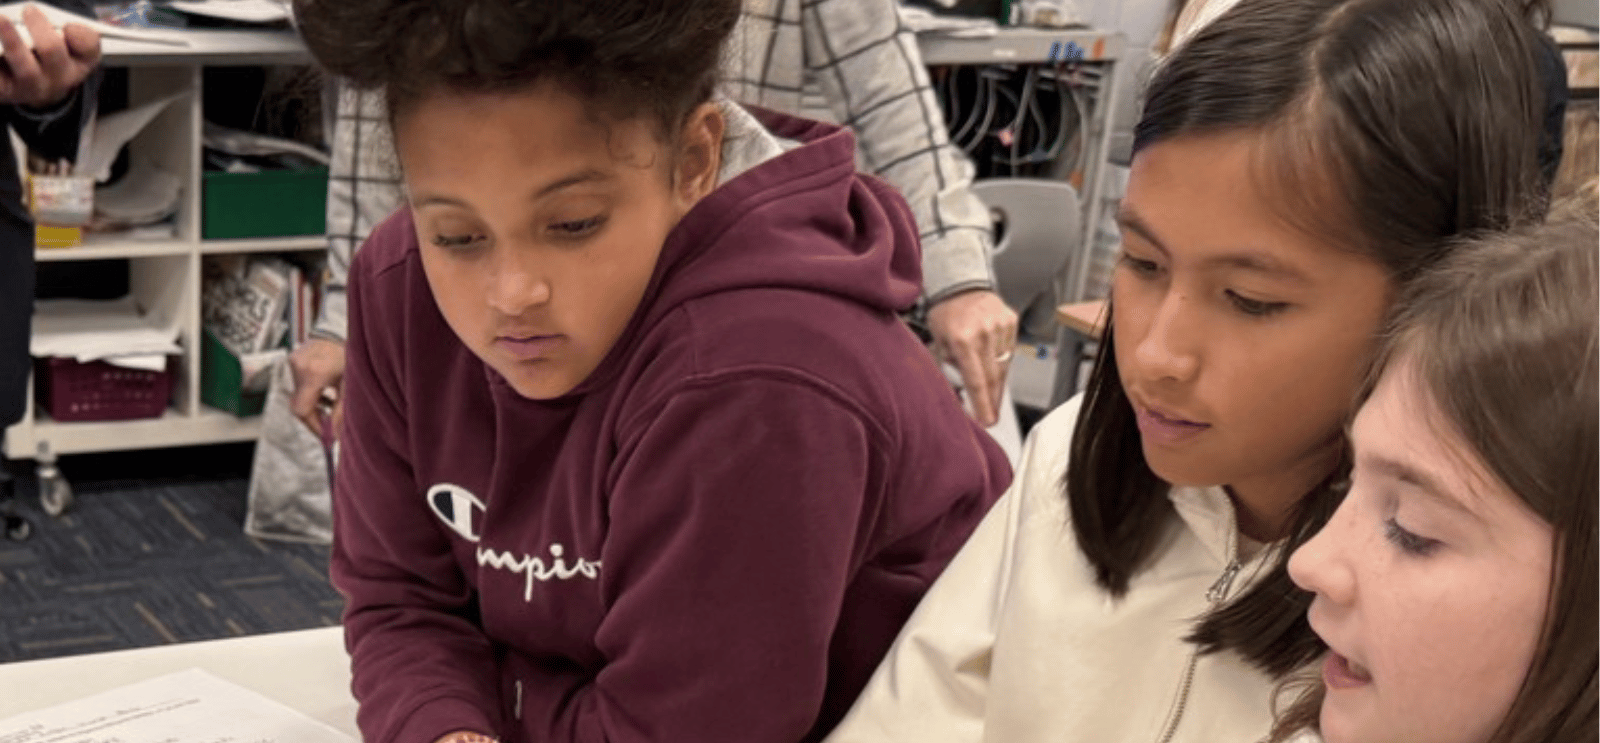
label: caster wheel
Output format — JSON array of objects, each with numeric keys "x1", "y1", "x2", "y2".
[
  {"x1": 40, "y1": 475, "x2": 73, "y2": 517},
  {"x1": 4, "y1": 514, "x2": 30, "y2": 541}
]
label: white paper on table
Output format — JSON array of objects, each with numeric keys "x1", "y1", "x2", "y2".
[
  {"x1": 78, "y1": 91, "x2": 189, "y2": 181},
  {"x1": 0, "y1": 667, "x2": 356, "y2": 743},
  {"x1": 0, "y1": 2, "x2": 191, "y2": 49},
  {"x1": 169, "y1": 0, "x2": 290, "y2": 24}
]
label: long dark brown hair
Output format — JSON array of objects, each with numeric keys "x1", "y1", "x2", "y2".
[
  {"x1": 1066, "y1": 0, "x2": 1553, "y2": 678},
  {"x1": 1271, "y1": 215, "x2": 1599, "y2": 742}
]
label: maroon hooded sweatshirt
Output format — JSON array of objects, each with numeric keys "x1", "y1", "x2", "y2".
[{"x1": 332, "y1": 107, "x2": 1011, "y2": 743}]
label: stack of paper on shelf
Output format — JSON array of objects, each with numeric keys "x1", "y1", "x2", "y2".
[
  {"x1": 169, "y1": 0, "x2": 291, "y2": 25},
  {"x1": 203, "y1": 122, "x2": 331, "y2": 171},
  {"x1": 31, "y1": 296, "x2": 182, "y2": 372}
]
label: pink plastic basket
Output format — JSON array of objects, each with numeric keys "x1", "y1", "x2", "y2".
[{"x1": 35, "y1": 357, "x2": 175, "y2": 422}]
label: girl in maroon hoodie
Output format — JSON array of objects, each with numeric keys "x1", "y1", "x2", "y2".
[{"x1": 289, "y1": 2, "x2": 1012, "y2": 743}]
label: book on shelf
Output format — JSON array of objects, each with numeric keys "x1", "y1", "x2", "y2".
[
  {"x1": 202, "y1": 254, "x2": 290, "y2": 358},
  {"x1": 201, "y1": 252, "x2": 327, "y2": 359}
]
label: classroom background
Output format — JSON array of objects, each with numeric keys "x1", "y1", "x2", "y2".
[{"x1": 0, "y1": 0, "x2": 1592, "y2": 666}]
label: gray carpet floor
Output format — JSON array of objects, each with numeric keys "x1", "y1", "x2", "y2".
[{"x1": 0, "y1": 443, "x2": 344, "y2": 663}]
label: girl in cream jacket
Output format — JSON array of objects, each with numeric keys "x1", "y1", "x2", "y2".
[{"x1": 823, "y1": 0, "x2": 1557, "y2": 739}]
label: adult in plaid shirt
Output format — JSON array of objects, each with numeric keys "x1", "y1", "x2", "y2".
[{"x1": 290, "y1": 0, "x2": 1019, "y2": 435}]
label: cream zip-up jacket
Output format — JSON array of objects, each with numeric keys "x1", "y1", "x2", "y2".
[{"x1": 824, "y1": 396, "x2": 1289, "y2": 743}]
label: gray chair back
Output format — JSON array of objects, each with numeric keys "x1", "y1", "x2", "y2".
[{"x1": 971, "y1": 178, "x2": 1082, "y2": 317}]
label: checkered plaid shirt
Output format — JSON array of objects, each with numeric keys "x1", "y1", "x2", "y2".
[{"x1": 313, "y1": 0, "x2": 995, "y2": 342}]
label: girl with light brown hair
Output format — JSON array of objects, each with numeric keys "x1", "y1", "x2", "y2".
[{"x1": 1283, "y1": 216, "x2": 1598, "y2": 743}]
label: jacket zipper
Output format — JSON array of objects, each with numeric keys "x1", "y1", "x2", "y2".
[
  {"x1": 1155, "y1": 652, "x2": 1203, "y2": 743},
  {"x1": 1206, "y1": 561, "x2": 1242, "y2": 603},
  {"x1": 1154, "y1": 509, "x2": 1244, "y2": 743}
]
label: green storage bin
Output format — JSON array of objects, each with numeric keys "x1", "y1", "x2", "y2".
[
  {"x1": 201, "y1": 329, "x2": 267, "y2": 416},
  {"x1": 202, "y1": 166, "x2": 329, "y2": 239}
]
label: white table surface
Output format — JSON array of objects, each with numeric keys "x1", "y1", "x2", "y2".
[{"x1": 0, "y1": 626, "x2": 359, "y2": 737}]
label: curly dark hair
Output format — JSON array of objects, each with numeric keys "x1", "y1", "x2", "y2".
[{"x1": 292, "y1": 0, "x2": 741, "y2": 136}]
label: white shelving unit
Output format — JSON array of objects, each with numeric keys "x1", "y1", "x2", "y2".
[{"x1": 4, "y1": 31, "x2": 317, "y2": 463}]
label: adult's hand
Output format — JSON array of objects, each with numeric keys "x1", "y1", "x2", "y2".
[
  {"x1": 0, "y1": 5, "x2": 99, "y2": 108},
  {"x1": 928, "y1": 289, "x2": 1018, "y2": 428},
  {"x1": 290, "y1": 337, "x2": 347, "y2": 439}
]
